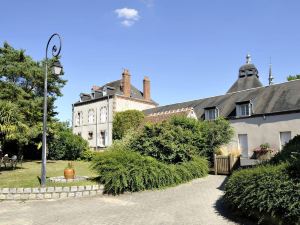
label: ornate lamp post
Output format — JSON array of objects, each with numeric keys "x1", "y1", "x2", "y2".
[{"x1": 41, "y1": 33, "x2": 63, "y2": 187}]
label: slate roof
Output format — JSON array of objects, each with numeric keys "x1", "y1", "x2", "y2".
[
  {"x1": 144, "y1": 80, "x2": 300, "y2": 120},
  {"x1": 74, "y1": 80, "x2": 157, "y2": 106}
]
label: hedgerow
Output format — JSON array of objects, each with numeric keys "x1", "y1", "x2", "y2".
[
  {"x1": 91, "y1": 149, "x2": 208, "y2": 195},
  {"x1": 224, "y1": 164, "x2": 300, "y2": 224}
]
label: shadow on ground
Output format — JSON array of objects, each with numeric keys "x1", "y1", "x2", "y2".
[{"x1": 214, "y1": 176, "x2": 256, "y2": 225}]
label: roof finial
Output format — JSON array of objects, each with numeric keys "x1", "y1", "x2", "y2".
[
  {"x1": 268, "y1": 57, "x2": 274, "y2": 85},
  {"x1": 246, "y1": 54, "x2": 251, "y2": 64}
]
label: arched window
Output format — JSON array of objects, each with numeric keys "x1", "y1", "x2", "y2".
[
  {"x1": 75, "y1": 111, "x2": 82, "y2": 126},
  {"x1": 100, "y1": 107, "x2": 107, "y2": 123},
  {"x1": 88, "y1": 109, "x2": 95, "y2": 124}
]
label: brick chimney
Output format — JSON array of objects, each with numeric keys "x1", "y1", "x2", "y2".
[
  {"x1": 122, "y1": 69, "x2": 131, "y2": 97},
  {"x1": 143, "y1": 76, "x2": 150, "y2": 101}
]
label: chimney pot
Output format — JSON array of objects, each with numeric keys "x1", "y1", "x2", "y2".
[
  {"x1": 122, "y1": 69, "x2": 131, "y2": 97},
  {"x1": 143, "y1": 76, "x2": 151, "y2": 101}
]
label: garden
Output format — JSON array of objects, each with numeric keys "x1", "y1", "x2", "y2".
[{"x1": 224, "y1": 135, "x2": 300, "y2": 225}]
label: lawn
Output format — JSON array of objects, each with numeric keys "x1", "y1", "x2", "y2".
[{"x1": 0, "y1": 160, "x2": 99, "y2": 188}]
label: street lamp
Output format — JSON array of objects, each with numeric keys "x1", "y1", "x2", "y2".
[{"x1": 41, "y1": 33, "x2": 63, "y2": 187}]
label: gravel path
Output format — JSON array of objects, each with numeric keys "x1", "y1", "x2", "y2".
[{"x1": 0, "y1": 175, "x2": 253, "y2": 225}]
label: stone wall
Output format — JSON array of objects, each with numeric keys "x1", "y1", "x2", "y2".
[{"x1": 0, "y1": 185, "x2": 104, "y2": 200}]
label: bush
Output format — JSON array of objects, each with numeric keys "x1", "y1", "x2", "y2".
[
  {"x1": 80, "y1": 148, "x2": 97, "y2": 161},
  {"x1": 224, "y1": 164, "x2": 300, "y2": 224},
  {"x1": 270, "y1": 135, "x2": 300, "y2": 164},
  {"x1": 48, "y1": 125, "x2": 89, "y2": 160},
  {"x1": 91, "y1": 149, "x2": 208, "y2": 195},
  {"x1": 112, "y1": 110, "x2": 145, "y2": 140},
  {"x1": 129, "y1": 116, "x2": 233, "y2": 164}
]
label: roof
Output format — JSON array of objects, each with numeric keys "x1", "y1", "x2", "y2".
[
  {"x1": 144, "y1": 80, "x2": 300, "y2": 119},
  {"x1": 74, "y1": 80, "x2": 157, "y2": 106},
  {"x1": 145, "y1": 108, "x2": 193, "y2": 123},
  {"x1": 227, "y1": 75, "x2": 263, "y2": 93}
]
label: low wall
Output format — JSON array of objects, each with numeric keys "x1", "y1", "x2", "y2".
[{"x1": 0, "y1": 185, "x2": 104, "y2": 200}]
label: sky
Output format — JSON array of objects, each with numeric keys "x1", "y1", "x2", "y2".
[{"x1": 1, "y1": 0, "x2": 300, "y2": 122}]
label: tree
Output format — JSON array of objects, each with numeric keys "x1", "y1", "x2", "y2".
[
  {"x1": 0, "y1": 42, "x2": 67, "y2": 156},
  {"x1": 287, "y1": 75, "x2": 300, "y2": 81},
  {"x1": 112, "y1": 110, "x2": 145, "y2": 140}
]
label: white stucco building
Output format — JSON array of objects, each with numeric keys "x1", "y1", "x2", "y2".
[
  {"x1": 72, "y1": 69, "x2": 157, "y2": 149},
  {"x1": 144, "y1": 55, "x2": 300, "y2": 158}
]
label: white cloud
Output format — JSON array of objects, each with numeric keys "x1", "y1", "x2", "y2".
[{"x1": 115, "y1": 8, "x2": 140, "y2": 27}]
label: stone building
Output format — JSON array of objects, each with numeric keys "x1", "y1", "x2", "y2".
[
  {"x1": 144, "y1": 55, "x2": 300, "y2": 159},
  {"x1": 72, "y1": 69, "x2": 157, "y2": 149}
]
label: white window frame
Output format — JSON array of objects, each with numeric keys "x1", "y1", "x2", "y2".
[
  {"x1": 99, "y1": 131, "x2": 106, "y2": 147},
  {"x1": 100, "y1": 107, "x2": 107, "y2": 123},
  {"x1": 279, "y1": 131, "x2": 292, "y2": 150},
  {"x1": 75, "y1": 112, "x2": 82, "y2": 126},
  {"x1": 236, "y1": 102, "x2": 252, "y2": 117},
  {"x1": 204, "y1": 107, "x2": 219, "y2": 120},
  {"x1": 88, "y1": 109, "x2": 95, "y2": 124}
]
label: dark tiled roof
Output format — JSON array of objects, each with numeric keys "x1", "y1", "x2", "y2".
[
  {"x1": 144, "y1": 80, "x2": 300, "y2": 119},
  {"x1": 227, "y1": 76, "x2": 263, "y2": 93},
  {"x1": 75, "y1": 80, "x2": 157, "y2": 105}
]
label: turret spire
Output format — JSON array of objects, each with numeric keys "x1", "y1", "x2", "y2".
[
  {"x1": 268, "y1": 58, "x2": 274, "y2": 85},
  {"x1": 246, "y1": 54, "x2": 251, "y2": 64}
]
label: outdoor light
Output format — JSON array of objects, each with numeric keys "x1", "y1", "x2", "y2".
[
  {"x1": 51, "y1": 60, "x2": 63, "y2": 76},
  {"x1": 41, "y1": 33, "x2": 62, "y2": 187}
]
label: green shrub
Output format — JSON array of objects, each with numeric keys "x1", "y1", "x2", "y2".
[
  {"x1": 48, "y1": 126, "x2": 89, "y2": 160},
  {"x1": 80, "y1": 149, "x2": 97, "y2": 161},
  {"x1": 91, "y1": 149, "x2": 208, "y2": 195},
  {"x1": 270, "y1": 135, "x2": 300, "y2": 164},
  {"x1": 112, "y1": 110, "x2": 145, "y2": 140},
  {"x1": 129, "y1": 116, "x2": 233, "y2": 164},
  {"x1": 224, "y1": 164, "x2": 300, "y2": 224}
]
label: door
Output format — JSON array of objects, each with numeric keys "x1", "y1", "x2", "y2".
[
  {"x1": 238, "y1": 134, "x2": 248, "y2": 158},
  {"x1": 280, "y1": 131, "x2": 291, "y2": 150}
]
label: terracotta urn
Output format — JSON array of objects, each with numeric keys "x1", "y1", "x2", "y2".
[{"x1": 64, "y1": 168, "x2": 75, "y2": 179}]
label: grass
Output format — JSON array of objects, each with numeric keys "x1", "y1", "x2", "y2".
[{"x1": 0, "y1": 160, "x2": 99, "y2": 188}]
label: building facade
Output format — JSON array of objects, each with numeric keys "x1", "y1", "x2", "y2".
[
  {"x1": 72, "y1": 69, "x2": 157, "y2": 149},
  {"x1": 144, "y1": 55, "x2": 300, "y2": 158}
]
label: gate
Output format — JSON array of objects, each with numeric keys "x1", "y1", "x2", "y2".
[{"x1": 214, "y1": 154, "x2": 239, "y2": 175}]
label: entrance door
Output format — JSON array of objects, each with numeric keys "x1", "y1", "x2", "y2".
[
  {"x1": 280, "y1": 131, "x2": 291, "y2": 150},
  {"x1": 238, "y1": 134, "x2": 248, "y2": 158}
]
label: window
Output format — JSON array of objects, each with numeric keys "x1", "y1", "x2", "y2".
[
  {"x1": 238, "y1": 134, "x2": 248, "y2": 158},
  {"x1": 99, "y1": 131, "x2": 106, "y2": 146},
  {"x1": 88, "y1": 131, "x2": 93, "y2": 140},
  {"x1": 204, "y1": 108, "x2": 218, "y2": 120},
  {"x1": 88, "y1": 109, "x2": 95, "y2": 124},
  {"x1": 100, "y1": 107, "x2": 107, "y2": 123},
  {"x1": 77, "y1": 132, "x2": 82, "y2": 137},
  {"x1": 280, "y1": 131, "x2": 291, "y2": 150},
  {"x1": 75, "y1": 112, "x2": 82, "y2": 126},
  {"x1": 236, "y1": 103, "x2": 251, "y2": 117}
]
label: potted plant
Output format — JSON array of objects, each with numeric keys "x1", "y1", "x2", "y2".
[
  {"x1": 64, "y1": 162, "x2": 75, "y2": 179},
  {"x1": 253, "y1": 143, "x2": 274, "y2": 160}
]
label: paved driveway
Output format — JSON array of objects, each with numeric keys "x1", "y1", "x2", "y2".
[{"x1": 0, "y1": 175, "x2": 252, "y2": 225}]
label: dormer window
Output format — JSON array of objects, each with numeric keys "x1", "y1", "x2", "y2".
[
  {"x1": 204, "y1": 107, "x2": 219, "y2": 120},
  {"x1": 236, "y1": 102, "x2": 252, "y2": 117}
]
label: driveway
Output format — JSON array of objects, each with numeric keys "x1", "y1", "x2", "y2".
[{"x1": 0, "y1": 175, "x2": 252, "y2": 225}]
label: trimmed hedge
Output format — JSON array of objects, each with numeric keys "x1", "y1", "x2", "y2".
[
  {"x1": 270, "y1": 135, "x2": 300, "y2": 164},
  {"x1": 91, "y1": 149, "x2": 208, "y2": 195},
  {"x1": 224, "y1": 164, "x2": 300, "y2": 224}
]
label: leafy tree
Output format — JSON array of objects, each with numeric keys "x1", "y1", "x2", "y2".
[
  {"x1": 0, "y1": 42, "x2": 67, "y2": 155},
  {"x1": 129, "y1": 116, "x2": 233, "y2": 164},
  {"x1": 113, "y1": 110, "x2": 145, "y2": 140},
  {"x1": 48, "y1": 122, "x2": 89, "y2": 160},
  {"x1": 287, "y1": 74, "x2": 300, "y2": 81}
]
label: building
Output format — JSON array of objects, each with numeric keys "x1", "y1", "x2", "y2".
[
  {"x1": 72, "y1": 69, "x2": 157, "y2": 149},
  {"x1": 144, "y1": 55, "x2": 300, "y2": 158}
]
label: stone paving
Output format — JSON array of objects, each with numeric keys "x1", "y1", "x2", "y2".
[{"x1": 0, "y1": 175, "x2": 253, "y2": 225}]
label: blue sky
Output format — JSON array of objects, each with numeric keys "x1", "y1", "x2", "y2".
[{"x1": 1, "y1": 0, "x2": 300, "y2": 122}]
